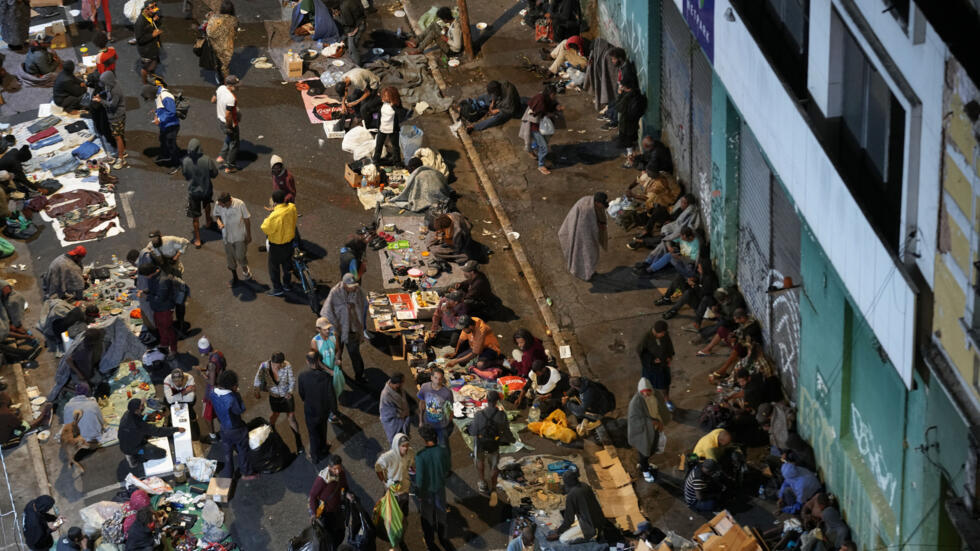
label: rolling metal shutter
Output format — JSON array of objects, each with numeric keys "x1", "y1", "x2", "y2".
[
  {"x1": 769, "y1": 182, "x2": 802, "y2": 396},
  {"x1": 660, "y1": 1, "x2": 691, "y2": 189},
  {"x1": 737, "y1": 124, "x2": 772, "y2": 341},
  {"x1": 690, "y1": 51, "x2": 714, "y2": 232}
]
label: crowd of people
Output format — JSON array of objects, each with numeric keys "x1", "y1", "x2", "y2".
[{"x1": 0, "y1": 0, "x2": 856, "y2": 549}]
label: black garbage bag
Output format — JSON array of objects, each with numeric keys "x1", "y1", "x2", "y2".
[
  {"x1": 288, "y1": 518, "x2": 333, "y2": 551},
  {"x1": 345, "y1": 496, "x2": 376, "y2": 551},
  {"x1": 246, "y1": 417, "x2": 296, "y2": 474}
]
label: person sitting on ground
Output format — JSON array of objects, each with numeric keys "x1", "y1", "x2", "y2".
[
  {"x1": 510, "y1": 328, "x2": 547, "y2": 378},
  {"x1": 683, "y1": 459, "x2": 724, "y2": 512},
  {"x1": 407, "y1": 7, "x2": 462, "y2": 56},
  {"x1": 563, "y1": 376, "x2": 615, "y2": 423},
  {"x1": 52, "y1": 61, "x2": 87, "y2": 112},
  {"x1": 778, "y1": 455, "x2": 822, "y2": 514},
  {"x1": 427, "y1": 212, "x2": 472, "y2": 263},
  {"x1": 691, "y1": 286, "x2": 745, "y2": 353},
  {"x1": 163, "y1": 368, "x2": 196, "y2": 407},
  {"x1": 507, "y1": 525, "x2": 536, "y2": 551},
  {"x1": 661, "y1": 256, "x2": 717, "y2": 323},
  {"x1": 387, "y1": 157, "x2": 453, "y2": 213},
  {"x1": 42, "y1": 246, "x2": 88, "y2": 300},
  {"x1": 118, "y1": 398, "x2": 184, "y2": 466},
  {"x1": 725, "y1": 364, "x2": 781, "y2": 414},
  {"x1": 466, "y1": 80, "x2": 522, "y2": 133},
  {"x1": 548, "y1": 35, "x2": 586, "y2": 75},
  {"x1": 632, "y1": 136, "x2": 674, "y2": 174},
  {"x1": 624, "y1": 168, "x2": 681, "y2": 236},
  {"x1": 336, "y1": 67, "x2": 381, "y2": 125},
  {"x1": 446, "y1": 315, "x2": 503, "y2": 377},
  {"x1": 0, "y1": 391, "x2": 51, "y2": 446},
  {"x1": 0, "y1": 136, "x2": 40, "y2": 195},
  {"x1": 546, "y1": 469, "x2": 605, "y2": 543},
  {"x1": 64, "y1": 383, "x2": 104, "y2": 445},
  {"x1": 801, "y1": 491, "x2": 830, "y2": 531},
  {"x1": 455, "y1": 260, "x2": 495, "y2": 316},
  {"x1": 548, "y1": 0, "x2": 584, "y2": 42},
  {"x1": 22, "y1": 35, "x2": 60, "y2": 78},
  {"x1": 426, "y1": 290, "x2": 467, "y2": 347},
  {"x1": 56, "y1": 526, "x2": 89, "y2": 550},
  {"x1": 705, "y1": 308, "x2": 763, "y2": 376},
  {"x1": 64, "y1": 328, "x2": 104, "y2": 388},
  {"x1": 520, "y1": 360, "x2": 569, "y2": 417},
  {"x1": 693, "y1": 427, "x2": 732, "y2": 462},
  {"x1": 22, "y1": 495, "x2": 61, "y2": 551},
  {"x1": 632, "y1": 225, "x2": 700, "y2": 277}
]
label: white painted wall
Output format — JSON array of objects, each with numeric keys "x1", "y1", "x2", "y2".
[{"x1": 698, "y1": 0, "x2": 920, "y2": 386}]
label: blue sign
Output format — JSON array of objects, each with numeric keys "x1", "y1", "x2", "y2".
[{"x1": 684, "y1": 0, "x2": 715, "y2": 62}]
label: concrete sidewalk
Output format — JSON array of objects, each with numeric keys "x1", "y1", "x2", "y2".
[{"x1": 401, "y1": 0, "x2": 783, "y2": 534}]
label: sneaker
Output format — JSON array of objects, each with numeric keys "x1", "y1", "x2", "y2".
[
  {"x1": 128, "y1": 38, "x2": 137, "y2": 45},
  {"x1": 478, "y1": 481, "x2": 489, "y2": 495},
  {"x1": 642, "y1": 471, "x2": 656, "y2": 483},
  {"x1": 662, "y1": 310, "x2": 677, "y2": 320},
  {"x1": 266, "y1": 288, "x2": 285, "y2": 296},
  {"x1": 601, "y1": 121, "x2": 619, "y2": 130},
  {"x1": 626, "y1": 239, "x2": 640, "y2": 250},
  {"x1": 241, "y1": 267, "x2": 252, "y2": 280},
  {"x1": 167, "y1": 166, "x2": 180, "y2": 175},
  {"x1": 654, "y1": 296, "x2": 672, "y2": 306},
  {"x1": 112, "y1": 158, "x2": 126, "y2": 170},
  {"x1": 666, "y1": 401, "x2": 675, "y2": 412}
]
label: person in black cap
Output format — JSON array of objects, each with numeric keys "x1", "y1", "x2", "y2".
[
  {"x1": 558, "y1": 193, "x2": 609, "y2": 280},
  {"x1": 454, "y1": 260, "x2": 495, "y2": 316},
  {"x1": 547, "y1": 468, "x2": 605, "y2": 543},
  {"x1": 56, "y1": 526, "x2": 89, "y2": 550}
]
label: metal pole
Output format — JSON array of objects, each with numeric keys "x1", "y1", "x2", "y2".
[{"x1": 457, "y1": 0, "x2": 475, "y2": 59}]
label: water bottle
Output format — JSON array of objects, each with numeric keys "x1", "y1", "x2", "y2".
[
  {"x1": 397, "y1": 27, "x2": 403, "y2": 38},
  {"x1": 528, "y1": 405, "x2": 540, "y2": 423},
  {"x1": 111, "y1": 254, "x2": 118, "y2": 265}
]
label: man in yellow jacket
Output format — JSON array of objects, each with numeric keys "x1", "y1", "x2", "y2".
[{"x1": 260, "y1": 189, "x2": 297, "y2": 296}]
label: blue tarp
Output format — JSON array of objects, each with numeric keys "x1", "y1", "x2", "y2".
[{"x1": 290, "y1": 0, "x2": 341, "y2": 44}]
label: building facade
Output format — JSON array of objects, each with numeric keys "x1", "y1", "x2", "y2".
[{"x1": 597, "y1": 0, "x2": 980, "y2": 547}]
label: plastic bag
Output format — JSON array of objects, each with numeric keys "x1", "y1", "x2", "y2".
[
  {"x1": 341, "y1": 126, "x2": 378, "y2": 161},
  {"x1": 527, "y1": 409, "x2": 576, "y2": 443},
  {"x1": 123, "y1": 0, "x2": 142, "y2": 22},
  {"x1": 185, "y1": 457, "x2": 218, "y2": 482},
  {"x1": 372, "y1": 488, "x2": 404, "y2": 547},
  {"x1": 124, "y1": 473, "x2": 173, "y2": 495},
  {"x1": 248, "y1": 424, "x2": 272, "y2": 450},
  {"x1": 539, "y1": 116, "x2": 556, "y2": 136},
  {"x1": 201, "y1": 500, "x2": 225, "y2": 527},
  {"x1": 79, "y1": 501, "x2": 123, "y2": 535}
]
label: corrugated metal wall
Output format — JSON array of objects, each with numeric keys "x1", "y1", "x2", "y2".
[
  {"x1": 770, "y1": 181, "x2": 802, "y2": 395},
  {"x1": 738, "y1": 122, "x2": 773, "y2": 340},
  {"x1": 660, "y1": 1, "x2": 691, "y2": 189}
]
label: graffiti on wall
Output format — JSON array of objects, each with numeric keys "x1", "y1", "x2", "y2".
[
  {"x1": 850, "y1": 404, "x2": 898, "y2": 506},
  {"x1": 769, "y1": 268, "x2": 801, "y2": 394},
  {"x1": 598, "y1": 0, "x2": 648, "y2": 92},
  {"x1": 736, "y1": 227, "x2": 771, "y2": 335}
]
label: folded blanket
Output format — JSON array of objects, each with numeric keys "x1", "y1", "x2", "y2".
[{"x1": 27, "y1": 126, "x2": 58, "y2": 143}]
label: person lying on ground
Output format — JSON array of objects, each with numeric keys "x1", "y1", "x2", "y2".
[{"x1": 406, "y1": 7, "x2": 461, "y2": 56}]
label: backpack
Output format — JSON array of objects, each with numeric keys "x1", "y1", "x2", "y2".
[
  {"x1": 459, "y1": 98, "x2": 488, "y2": 123},
  {"x1": 476, "y1": 409, "x2": 511, "y2": 451},
  {"x1": 3, "y1": 212, "x2": 38, "y2": 240},
  {"x1": 698, "y1": 401, "x2": 733, "y2": 432},
  {"x1": 101, "y1": 509, "x2": 127, "y2": 544},
  {"x1": 589, "y1": 381, "x2": 616, "y2": 415},
  {"x1": 171, "y1": 89, "x2": 191, "y2": 120},
  {"x1": 0, "y1": 237, "x2": 14, "y2": 259}
]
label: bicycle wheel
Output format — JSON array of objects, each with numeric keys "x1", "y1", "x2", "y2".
[{"x1": 300, "y1": 266, "x2": 319, "y2": 314}]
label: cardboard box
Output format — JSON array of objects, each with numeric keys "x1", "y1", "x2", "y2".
[
  {"x1": 30, "y1": 0, "x2": 62, "y2": 7},
  {"x1": 206, "y1": 477, "x2": 233, "y2": 503},
  {"x1": 345, "y1": 163, "x2": 362, "y2": 188},
  {"x1": 283, "y1": 52, "x2": 303, "y2": 78}
]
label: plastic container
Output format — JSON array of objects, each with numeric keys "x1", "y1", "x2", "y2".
[
  {"x1": 399, "y1": 125, "x2": 424, "y2": 166},
  {"x1": 528, "y1": 405, "x2": 541, "y2": 423}
]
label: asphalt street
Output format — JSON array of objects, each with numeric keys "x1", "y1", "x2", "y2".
[{"x1": 4, "y1": 0, "x2": 561, "y2": 548}]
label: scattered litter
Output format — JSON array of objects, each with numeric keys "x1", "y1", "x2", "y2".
[
  {"x1": 415, "y1": 101, "x2": 430, "y2": 115},
  {"x1": 70, "y1": 9, "x2": 80, "y2": 16},
  {"x1": 257, "y1": 135, "x2": 264, "y2": 139},
  {"x1": 483, "y1": 220, "x2": 492, "y2": 224},
  {"x1": 317, "y1": 138, "x2": 325, "y2": 147},
  {"x1": 506, "y1": 231, "x2": 520, "y2": 240},
  {"x1": 559, "y1": 345, "x2": 571, "y2": 359},
  {"x1": 541, "y1": 197, "x2": 546, "y2": 200},
  {"x1": 449, "y1": 120, "x2": 463, "y2": 138},
  {"x1": 519, "y1": 8, "x2": 527, "y2": 15},
  {"x1": 476, "y1": 22, "x2": 487, "y2": 30},
  {"x1": 394, "y1": 9, "x2": 406, "y2": 17},
  {"x1": 448, "y1": 59, "x2": 460, "y2": 67}
]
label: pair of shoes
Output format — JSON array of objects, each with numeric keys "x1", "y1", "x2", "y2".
[
  {"x1": 626, "y1": 239, "x2": 640, "y2": 250},
  {"x1": 631, "y1": 266, "x2": 650, "y2": 276},
  {"x1": 112, "y1": 158, "x2": 126, "y2": 170},
  {"x1": 654, "y1": 296, "x2": 672, "y2": 306},
  {"x1": 266, "y1": 288, "x2": 285, "y2": 297},
  {"x1": 241, "y1": 268, "x2": 252, "y2": 280},
  {"x1": 127, "y1": 37, "x2": 137, "y2": 45},
  {"x1": 601, "y1": 121, "x2": 619, "y2": 130},
  {"x1": 662, "y1": 310, "x2": 677, "y2": 320},
  {"x1": 167, "y1": 166, "x2": 180, "y2": 175},
  {"x1": 642, "y1": 471, "x2": 656, "y2": 483}
]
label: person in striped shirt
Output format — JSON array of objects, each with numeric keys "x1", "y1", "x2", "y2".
[{"x1": 683, "y1": 459, "x2": 724, "y2": 512}]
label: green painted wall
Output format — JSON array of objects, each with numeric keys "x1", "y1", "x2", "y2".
[
  {"x1": 709, "y1": 76, "x2": 739, "y2": 285},
  {"x1": 596, "y1": 0, "x2": 661, "y2": 135}
]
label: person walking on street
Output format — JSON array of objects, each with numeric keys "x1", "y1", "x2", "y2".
[
  {"x1": 300, "y1": 326, "x2": 338, "y2": 465},
  {"x1": 519, "y1": 84, "x2": 562, "y2": 175},
  {"x1": 97, "y1": 70, "x2": 127, "y2": 169},
  {"x1": 320, "y1": 273, "x2": 368, "y2": 384},
  {"x1": 628, "y1": 377, "x2": 671, "y2": 483},
  {"x1": 417, "y1": 367, "x2": 455, "y2": 450},
  {"x1": 205, "y1": 0, "x2": 238, "y2": 83},
  {"x1": 637, "y1": 320, "x2": 675, "y2": 411},
  {"x1": 261, "y1": 190, "x2": 297, "y2": 296},
  {"x1": 181, "y1": 138, "x2": 218, "y2": 249},
  {"x1": 197, "y1": 337, "x2": 225, "y2": 443},
  {"x1": 209, "y1": 369, "x2": 256, "y2": 480},
  {"x1": 141, "y1": 78, "x2": 181, "y2": 174},
  {"x1": 379, "y1": 372, "x2": 411, "y2": 443},
  {"x1": 468, "y1": 390, "x2": 513, "y2": 505},
  {"x1": 415, "y1": 426, "x2": 455, "y2": 551},
  {"x1": 309, "y1": 455, "x2": 353, "y2": 548},
  {"x1": 253, "y1": 352, "x2": 304, "y2": 456},
  {"x1": 375, "y1": 432, "x2": 414, "y2": 546},
  {"x1": 212, "y1": 192, "x2": 252, "y2": 286},
  {"x1": 211, "y1": 75, "x2": 241, "y2": 173},
  {"x1": 134, "y1": 2, "x2": 163, "y2": 84},
  {"x1": 270, "y1": 155, "x2": 297, "y2": 203},
  {"x1": 138, "y1": 263, "x2": 178, "y2": 358}
]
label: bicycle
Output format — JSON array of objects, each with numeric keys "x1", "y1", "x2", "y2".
[{"x1": 290, "y1": 246, "x2": 320, "y2": 314}]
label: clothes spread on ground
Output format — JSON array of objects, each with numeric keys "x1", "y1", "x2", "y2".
[
  {"x1": 44, "y1": 189, "x2": 108, "y2": 217},
  {"x1": 364, "y1": 54, "x2": 453, "y2": 113},
  {"x1": 62, "y1": 207, "x2": 117, "y2": 242}
]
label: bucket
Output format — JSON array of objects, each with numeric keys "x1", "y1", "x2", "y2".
[{"x1": 399, "y1": 125, "x2": 424, "y2": 166}]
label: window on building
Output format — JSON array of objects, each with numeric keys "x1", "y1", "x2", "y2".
[
  {"x1": 731, "y1": 0, "x2": 809, "y2": 98},
  {"x1": 835, "y1": 17, "x2": 906, "y2": 250},
  {"x1": 884, "y1": 0, "x2": 910, "y2": 30}
]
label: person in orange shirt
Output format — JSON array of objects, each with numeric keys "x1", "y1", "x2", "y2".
[
  {"x1": 446, "y1": 315, "x2": 502, "y2": 374},
  {"x1": 93, "y1": 32, "x2": 116, "y2": 74}
]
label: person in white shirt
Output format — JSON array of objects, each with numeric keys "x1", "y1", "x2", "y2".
[
  {"x1": 336, "y1": 67, "x2": 381, "y2": 123},
  {"x1": 146, "y1": 230, "x2": 189, "y2": 277},
  {"x1": 212, "y1": 192, "x2": 252, "y2": 286},
  {"x1": 211, "y1": 75, "x2": 241, "y2": 173},
  {"x1": 372, "y1": 87, "x2": 406, "y2": 166},
  {"x1": 163, "y1": 368, "x2": 196, "y2": 406}
]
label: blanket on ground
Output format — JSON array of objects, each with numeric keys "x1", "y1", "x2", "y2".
[
  {"x1": 365, "y1": 54, "x2": 452, "y2": 113},
  {"x1": 558, "y1": 196, "x2": 607, "y2": 281},
  {"x1": 47, "y1": 317, "x2": 146, "y2": 401},
  {"x1": 387, "y1": 166, "x2": 451, "y2": 213}
]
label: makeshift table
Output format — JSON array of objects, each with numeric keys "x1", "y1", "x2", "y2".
[
  {"x1": 171, "y1": 404, "x2": 195, "y2": 464},
  {"x1": 368, "y1": 290, "x2": 439, "y2": 360},
  {"x1": 143, "y1": 436, "x2": 175, "y2": 477},
  {"x1": 375, "y1": 214, "x2": 467, "y2": 290}
]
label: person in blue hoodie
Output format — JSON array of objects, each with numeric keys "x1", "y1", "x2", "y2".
[
  {"x1": 208, "y1": 369, "x2": 257, "y2": 480},
  {"x1": 778, "y1": 454, "x2": 822, "y2": 514},
  {"x1": 141, "y1": 78, "x2": 181, "y2": 174}
]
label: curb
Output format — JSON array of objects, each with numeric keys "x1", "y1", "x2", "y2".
[
  {"x1": 13, "y1": 363, "x2": 52, "y2": 498},
  {"x1": 399, "y1": 3, "x2": 646, "y2": 531}
]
